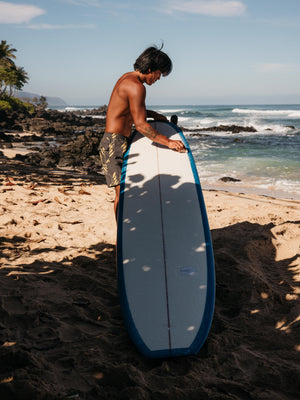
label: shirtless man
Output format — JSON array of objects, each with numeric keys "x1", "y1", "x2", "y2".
[{"x1": 99, "y1": 46, "x2": 185, "y2": 218}]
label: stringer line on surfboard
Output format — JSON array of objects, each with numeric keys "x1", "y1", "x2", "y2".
[{"x1": 156, "y1": 143, "x2": 172, "y2": 351}]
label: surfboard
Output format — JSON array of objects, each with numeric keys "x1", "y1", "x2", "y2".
[{"x1": 117, "y1": 120, "x2": 215, "y2": 358}]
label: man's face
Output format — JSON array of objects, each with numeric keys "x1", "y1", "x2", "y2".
[{"x1": 146, "y1": 70, "x2": 162, "y2": 85}]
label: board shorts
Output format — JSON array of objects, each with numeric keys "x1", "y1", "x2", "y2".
[{"x1": 99, "y1": 132, "x2": 129, "y2": 188}]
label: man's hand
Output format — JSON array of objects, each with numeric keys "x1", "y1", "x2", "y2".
[{"x1": 168, "y1": 139, "x2": 187, "y2": 152}]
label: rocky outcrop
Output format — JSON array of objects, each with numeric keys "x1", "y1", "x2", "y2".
[
  {"x1": 0, "y1": 107, "x2": 106, "y2": 136},
  {"x1": 19, "y1": 129, "x2": 103, "y2": 173},
  {"x1": 72, "y1": 105, "x2": 107, "y2": 116},
  {"x1": 185, "y1": 125, "x2": 257, "y2": 134},
  {"x1": 0, "y1": 107, "x2": 106, "y2": 174}
]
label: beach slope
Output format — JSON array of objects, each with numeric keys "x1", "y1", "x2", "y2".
[{"x1": 0, "y1": 157, "x2": 299, "y2": 399}]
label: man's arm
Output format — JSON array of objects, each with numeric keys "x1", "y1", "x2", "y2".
[{"x1": 129, "y1": 83, "x2": 185, "y2": 151}]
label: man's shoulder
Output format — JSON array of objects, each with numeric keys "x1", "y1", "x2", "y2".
[
  {"x1": 121, "y1": 72, "x2": 141, "y2": 84},
  {"x1": 119, "y1": 72, "x2": 145, "y2": 94}
]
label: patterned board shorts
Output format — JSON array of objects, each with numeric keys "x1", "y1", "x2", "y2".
[{"x1": 99, "y1": 132, "x2": 129, "y2": 187}]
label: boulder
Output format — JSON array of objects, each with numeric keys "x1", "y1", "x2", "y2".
[
  {"x1": 219, "y1": 177, "x2": 241, "y2": 182},
  {"x1": 184, "y1": 125, "x2": 257, "y2": 134}
]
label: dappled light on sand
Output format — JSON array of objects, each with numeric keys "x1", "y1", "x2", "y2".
[{"x1": 0, "y1": 156, "x2": 299, "y2": 399}]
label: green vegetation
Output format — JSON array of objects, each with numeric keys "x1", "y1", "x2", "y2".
[
  {"x1": 0, "y1": 96, "x2": 35, "y2": 113},
  {"x1": 0, "y1": 40, "x2": 44, "y2": 113}
]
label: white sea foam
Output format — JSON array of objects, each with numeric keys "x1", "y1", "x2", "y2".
[
  {"x1": 233, "y1": 108, "x2": 300, "y2": 118},
  {"x1": 64, "y1": 106, "x2": 99, "y2": 112},
  {"x1": 178, "y1": 116, "x2": 192, "y2": 123},
  {"x1": 65, "y1": 106, "x2": 84, "y2": 111},
  {"x1": 156, "y1": 108, "x2": 185, "y2": 114},
  {"x1": 179, "y1": 116, "x2": 223, "y2": 130},
  {"x1": 183, "y1": 116, "x2": 294, "y2": 137},
  {"x1": 85, "y1": 115, "x2": 106, "y2": 119},
  {"x1": 198, "y1": 118, "x2": 215, "y2": 126}
]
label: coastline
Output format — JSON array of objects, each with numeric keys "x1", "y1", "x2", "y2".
[
  {"x1": 201, "y1": 180, "x2": 300, "y2": 201},
  {"x1": 2, "y1": 135, "x2": 299, "y2": 202},
  {"x1": 0, "y1": 155, "x2": 299, "y2": 399},
  {"x1": 1, "y1": 103, "x2": 299, "y2": 202},
  {"x1": 1, "y1": 142, "x2": 299, "y2": 201}
]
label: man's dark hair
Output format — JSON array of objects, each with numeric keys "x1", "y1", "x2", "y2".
[{"x1": 134, "y1": 45, "x2": 172, "y2": 76}]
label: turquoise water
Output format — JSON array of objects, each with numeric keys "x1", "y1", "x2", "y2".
[
  {"x1": 153, "y1": 105, "x2": 300, "y2": 199},
  {"x1": 60, "y1": 104, "x2": 300, "y2": 199}
]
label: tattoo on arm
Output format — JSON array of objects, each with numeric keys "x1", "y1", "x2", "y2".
[
  {"x1": 139, "y1": 124, "x2": 169, "y2": 147},
  {"x1": 142, "y1": 125, "x2": 158, "y2": 140}
]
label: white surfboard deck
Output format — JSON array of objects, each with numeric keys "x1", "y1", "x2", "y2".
[{"x1": 117, "y1": 121, "x2": 215, "y2": 358}]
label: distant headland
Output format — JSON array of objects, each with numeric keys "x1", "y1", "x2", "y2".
[{"x1": 16, "y1": 91, "x2": 67, "y2": 107}]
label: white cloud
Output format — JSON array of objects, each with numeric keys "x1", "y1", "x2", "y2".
[
  {"x1": 27, "y1": 23, "x2": 96, "y2": 29},
  {"x1": 0, "y1": 1, "x2": 46, "y2": 23},
  {"x1": 256, "y1": 63, "x2": 294, "y2": 73},
  {"x1": 63, "y1": 0, "x2": 102, "y2": 6},
  {"x1": 165, "y1": 0, "x2": 246, "y2": 17},
  {"x1": 63, "y1": 0, "x2": 132, "y2": 10}
]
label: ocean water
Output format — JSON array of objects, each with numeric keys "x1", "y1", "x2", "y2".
[
  {"x1": 59, "y1": 104, "x2": 300, "y2": 200},
  {"x1": 153, "y1": 105, "x2": 300, "y2": 200}
]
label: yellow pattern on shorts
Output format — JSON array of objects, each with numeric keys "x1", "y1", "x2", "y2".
[{"x1": 99, "y1": 133, "x2": 129, "y2": 188}]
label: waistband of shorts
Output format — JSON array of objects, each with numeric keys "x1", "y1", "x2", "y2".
[
  {"x1": 104, "y1": 132, "x2": 129, "y2": 141},
  {"x1": 104, "y1": 132, "x2": 127, "y2": 137}
]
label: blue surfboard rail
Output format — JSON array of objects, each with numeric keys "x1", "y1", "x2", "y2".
[{"x1": 117, "y1": 121, "x2": 215, "y2": 358}]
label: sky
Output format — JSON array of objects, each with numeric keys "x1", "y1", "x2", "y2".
[{"x1": 1, "y1": 0, "x2": 300, "y2": 105}]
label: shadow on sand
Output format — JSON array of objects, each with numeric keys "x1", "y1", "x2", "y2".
[
  {"x1": 0, "y1": 155, "x2": 105, "y2": 187},
  {"x1": 0, "y1": 156, "x2": 299, "y2": 399}
]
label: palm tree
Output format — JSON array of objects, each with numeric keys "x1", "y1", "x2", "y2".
[
  {"x1": 0, "y1": 40, "x2": 17, "y2": 68},
  {"x1": 0, "y1": 41, "x2": 29, "y2": 98},
  {"x1": 9, "y1": 66, "x2": 29, "y2": 95}
]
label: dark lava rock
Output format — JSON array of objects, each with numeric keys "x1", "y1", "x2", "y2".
[
  {"x1": 2, "y1": 105, "x2": 107, "y2": 174},
  {"x1": 0, "y1": 106, "x2": 106, "y2": 137},
  {"x1": 185, "y1": 125, "x2": 257, "y2": 134},
  {"x1": 23, "y1": 129, "x2": 104, "y2": 173},
  {"x1": 219, "y1": 176, "x2": 241, "y2": 182}
]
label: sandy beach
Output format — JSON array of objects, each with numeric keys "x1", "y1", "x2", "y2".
[{"x1": 0, "y1": 154, "x2": 299, "y2": 399}]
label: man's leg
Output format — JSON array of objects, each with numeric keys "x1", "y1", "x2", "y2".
[{"x1": 114, "y1": 185, "x2": 120, "y2": 221}]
